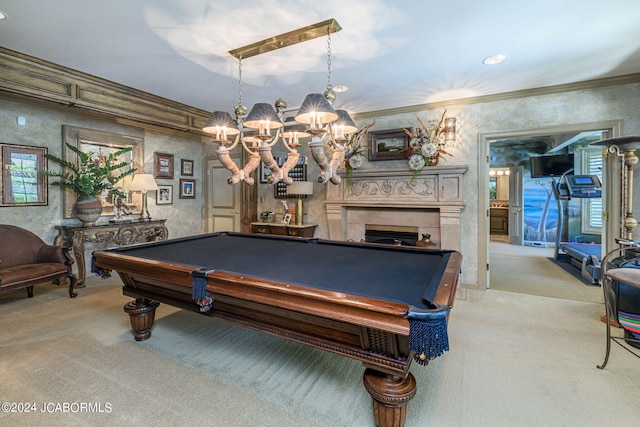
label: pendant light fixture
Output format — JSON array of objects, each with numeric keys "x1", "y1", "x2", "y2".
[{"x1": 202, "y1": 19, "x2": 358, "y2": 186}]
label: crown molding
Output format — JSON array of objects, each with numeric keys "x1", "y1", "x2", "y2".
[{"x1": 352, "y1": 73, "x2": 640, "y2": 120}]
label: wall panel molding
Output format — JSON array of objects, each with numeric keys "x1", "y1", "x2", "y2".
[{"x1": 0, "y1": 47, "x2": 211, "y2": 134}]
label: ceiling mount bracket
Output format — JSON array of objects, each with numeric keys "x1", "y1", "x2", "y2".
[{"x1": 228, "y1": 18, "x2": 341, "y2": 59}]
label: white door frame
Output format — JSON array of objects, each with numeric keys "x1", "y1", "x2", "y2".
[{"x1": 477, "y1": 120, "x2": 622, "y2": 290}]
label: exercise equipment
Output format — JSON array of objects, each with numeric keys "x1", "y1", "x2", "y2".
[{"x1": 552, "y1": 172, "x2": 603, "y2": 284}]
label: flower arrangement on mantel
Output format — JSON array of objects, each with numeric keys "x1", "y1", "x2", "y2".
[
  {"x1": 403, "y1": 109, "x2": 452, "y2": 172},
  {"x1": 341, "y1": 121, "x2": 375, "y2": 181}
]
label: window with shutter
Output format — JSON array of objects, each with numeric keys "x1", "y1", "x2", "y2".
[{"x1": 581, "y1": 148, "x2": 602, "y2": 233}]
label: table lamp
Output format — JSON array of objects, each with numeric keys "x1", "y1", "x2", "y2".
[
  {"x1": 286, "y1": 181, "x2": 314, "y2": 225},
  {"x1": 130, "y1": 174, "x2": 159, "y2": 221}
]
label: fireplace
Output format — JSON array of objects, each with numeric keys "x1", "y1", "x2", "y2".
[
  {"x1": 364, "y1": 225, "x2": 419, "y2": 246},
  {"x1": 324, "y1": 166, "x2": 468, "y2": 251}
]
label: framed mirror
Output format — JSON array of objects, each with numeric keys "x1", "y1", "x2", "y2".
[
  {"x1": 0, "y1": 143, "x2": 48, "y2": 206},
  {"x1": 61, "y1": 125, "x2": 143, "y2": 219}
]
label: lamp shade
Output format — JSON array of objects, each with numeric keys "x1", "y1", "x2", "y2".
[
  {"x1": 202, "y1": 111, "x2": 240, "y2": 137},
  {"x1": 243, "y1": 103, "x2": 284, "y2": 130},
  {"x1": 333, "y1": 110, "x2": 358, "y2": 136},
  {"x1": 240, "y1": 129, "x2": 261, "y2": 148},
  {"x1": 286, "y1": 181, "x2": 314, "y2": 196},
  {"x1": 130, "y1": 174, "x2": 159, "y2": 192},
  {"x1": 282, "y1": 117, "x2": 310, "y2": 142},
  {"x1": 294, "y1": 93, "x2": 338, "y2": 127}
]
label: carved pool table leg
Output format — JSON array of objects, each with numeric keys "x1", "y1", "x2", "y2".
[
  {"x1": 124, "y1": 298, "x2": 160, "y2": 341},
  {"x1": 362, "y1": 369, "x2": 417, "y2": 427}
]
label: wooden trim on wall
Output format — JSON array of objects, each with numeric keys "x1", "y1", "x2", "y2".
[{"x1": 0, "y1": 46, "x2": 211, "y2": 134}]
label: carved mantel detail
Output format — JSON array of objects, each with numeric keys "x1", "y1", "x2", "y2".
[
  {"x1": 324, "y1": 166, "x2": 468, "y2": 250},
  {"x1": 349, "y1": 178, "x2": 438, "y2": 199}
]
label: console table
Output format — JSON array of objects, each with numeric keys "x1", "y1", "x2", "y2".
[
  {"x1": 250, "y1": 222, "x2": 317, "y2": 238},
  {"x1": 54, "y1": 219, "x2": 168, "y2": 287}
]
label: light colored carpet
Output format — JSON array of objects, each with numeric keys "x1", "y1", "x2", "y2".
[
  {"x1": 1, "y1": 274, "x2": 639, "y2": 427},
  {"x1": 489, "y1": 241, "x2": 603, "y2": 303}
]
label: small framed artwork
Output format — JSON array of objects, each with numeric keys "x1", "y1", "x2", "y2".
[
  {"x1": 1, "y1": 143, "x2": 48, "y2": 206},
  {"x1": 368, "y1": 128, "x2": 409, "y2": 161},
  {"x1": 156, "y1": 185, "x2": 173, "y2": 205},
  {"x1": 179, "y1": 178, "x2": 196, "y2": 199},
  {"x1": 154, "y1": 152, "x2": 174, "y2": 179},
  {"x1": 181, "y1": 159, "x2": 194, "y2": 176},
  {"x1": 260, "y1": 157, "x2": 281, "y2": 184}
]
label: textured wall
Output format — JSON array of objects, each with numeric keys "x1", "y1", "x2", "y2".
[{"x1": 0, "y1": 96, "x2": 205, "y2": 244}]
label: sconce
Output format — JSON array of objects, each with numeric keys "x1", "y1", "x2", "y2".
[
  {"x1": 130, "y1": 174, "x2": 158, "y2": 221},
  {"x1": 286, "y1": 181, "x2": 314, "y2": 225},
  {"x1": 443, "y1": 117, "x2": 457, "y2": 147}
]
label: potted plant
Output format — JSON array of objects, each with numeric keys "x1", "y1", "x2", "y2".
[{"x1": 43, "y1": 143, "x2": 137, "y2": 225}]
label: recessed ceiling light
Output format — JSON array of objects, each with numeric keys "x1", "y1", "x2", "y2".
[
  {"x1": 0, "y1": 10, "x2": 8, "y2": 20},
  {"x1": 333, "y1": 85, "x2": 348, "y2": 93},
  {"x1": 483, "y1": 54, "x2": 506, "y2": 65}
]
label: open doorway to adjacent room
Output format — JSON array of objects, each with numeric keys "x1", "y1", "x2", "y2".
[{"x1": 478, "y1": 122, "x2": 623, "y2": 302}]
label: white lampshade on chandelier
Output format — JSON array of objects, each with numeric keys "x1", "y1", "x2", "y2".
[
  {"x1": 202, "y1": 111, "x2": 240, "y2": 141},
  {"x1": 202, "y1": 18, "x2": 357, "y2": 186}
]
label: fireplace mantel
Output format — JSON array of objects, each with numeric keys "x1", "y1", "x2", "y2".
[{"x1": 324, "y1": 165, "x2": 468, "y2": 250}]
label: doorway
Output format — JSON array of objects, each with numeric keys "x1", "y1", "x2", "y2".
[
  {"x1": 206, "y1": 157, "x2": 242, "y2": 232},
  {"x1": 478, "y1": 121, "x2": 623, "y2": 299}
]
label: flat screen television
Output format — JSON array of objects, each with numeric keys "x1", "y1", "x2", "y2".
[{"x1": 530, "y1": 154, "x2": 574, "y2": 178}]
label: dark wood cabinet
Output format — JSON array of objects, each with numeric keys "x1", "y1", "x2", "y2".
[
  {"x1": 251, "y1": 222, "x2": 317, "y2": 238},
  {"x1": 489, "y1": 208, "x2": 509, "y2": 235}
]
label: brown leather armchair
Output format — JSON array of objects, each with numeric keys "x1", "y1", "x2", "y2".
[{"x1": 0, "y1": 225, "x2": 78, "y2": 298}]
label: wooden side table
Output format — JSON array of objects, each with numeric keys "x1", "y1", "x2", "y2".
[
  {"x1": 54, "y1": 219, "x2": 168, "y2": 287},
  {"x1": 251, "y1": 222, "x2": 317, "y2": 238}
]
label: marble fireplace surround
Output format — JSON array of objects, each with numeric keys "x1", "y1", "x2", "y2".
[{"x1": 324, "y1": 166, "x2": 468, "y2": 251}]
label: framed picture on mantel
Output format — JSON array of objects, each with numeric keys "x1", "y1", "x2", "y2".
[{"x1": 368, "y1": 129, "x2": 409, "y2": 161}]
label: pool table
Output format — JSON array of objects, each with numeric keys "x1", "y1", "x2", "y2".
[{"x1": 93, "y1": 232, "x2": 462, "y2": 427}]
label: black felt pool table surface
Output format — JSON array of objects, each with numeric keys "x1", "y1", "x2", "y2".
[{"x1": 102, "y1": 232, "x2": 454, "y2": 310}]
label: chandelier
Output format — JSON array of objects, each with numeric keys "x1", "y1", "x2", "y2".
[{"x1": 202, "y1": 19, "x2": 357, "y2": 186}]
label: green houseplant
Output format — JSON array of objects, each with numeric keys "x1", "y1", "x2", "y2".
[{"x1": 43, "y1": 143, "x2": 137, "y2": 224}]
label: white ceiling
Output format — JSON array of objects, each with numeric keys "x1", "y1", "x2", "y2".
[{"x1": 1, "y1": 0, "x2": 640, "y2": 116}]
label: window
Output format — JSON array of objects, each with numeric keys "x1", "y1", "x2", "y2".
[{"x1": 581, "y1": 147, "x2": 602, "y2": 233}]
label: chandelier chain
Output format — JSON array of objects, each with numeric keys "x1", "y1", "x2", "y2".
[
  {"x1": 237, "y1": 55, "x2": 243, "y2": 108},
  {"x1": 326, "y1": 27, "x2": 332, "y2": 91}
]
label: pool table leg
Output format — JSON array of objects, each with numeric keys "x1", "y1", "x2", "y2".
[
  {"x1": 363, "y1": 368, "x2": 417, "y2": 427},
  {"x1": 124, "y1": 298, "x2": 160, "y2": 341}
]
